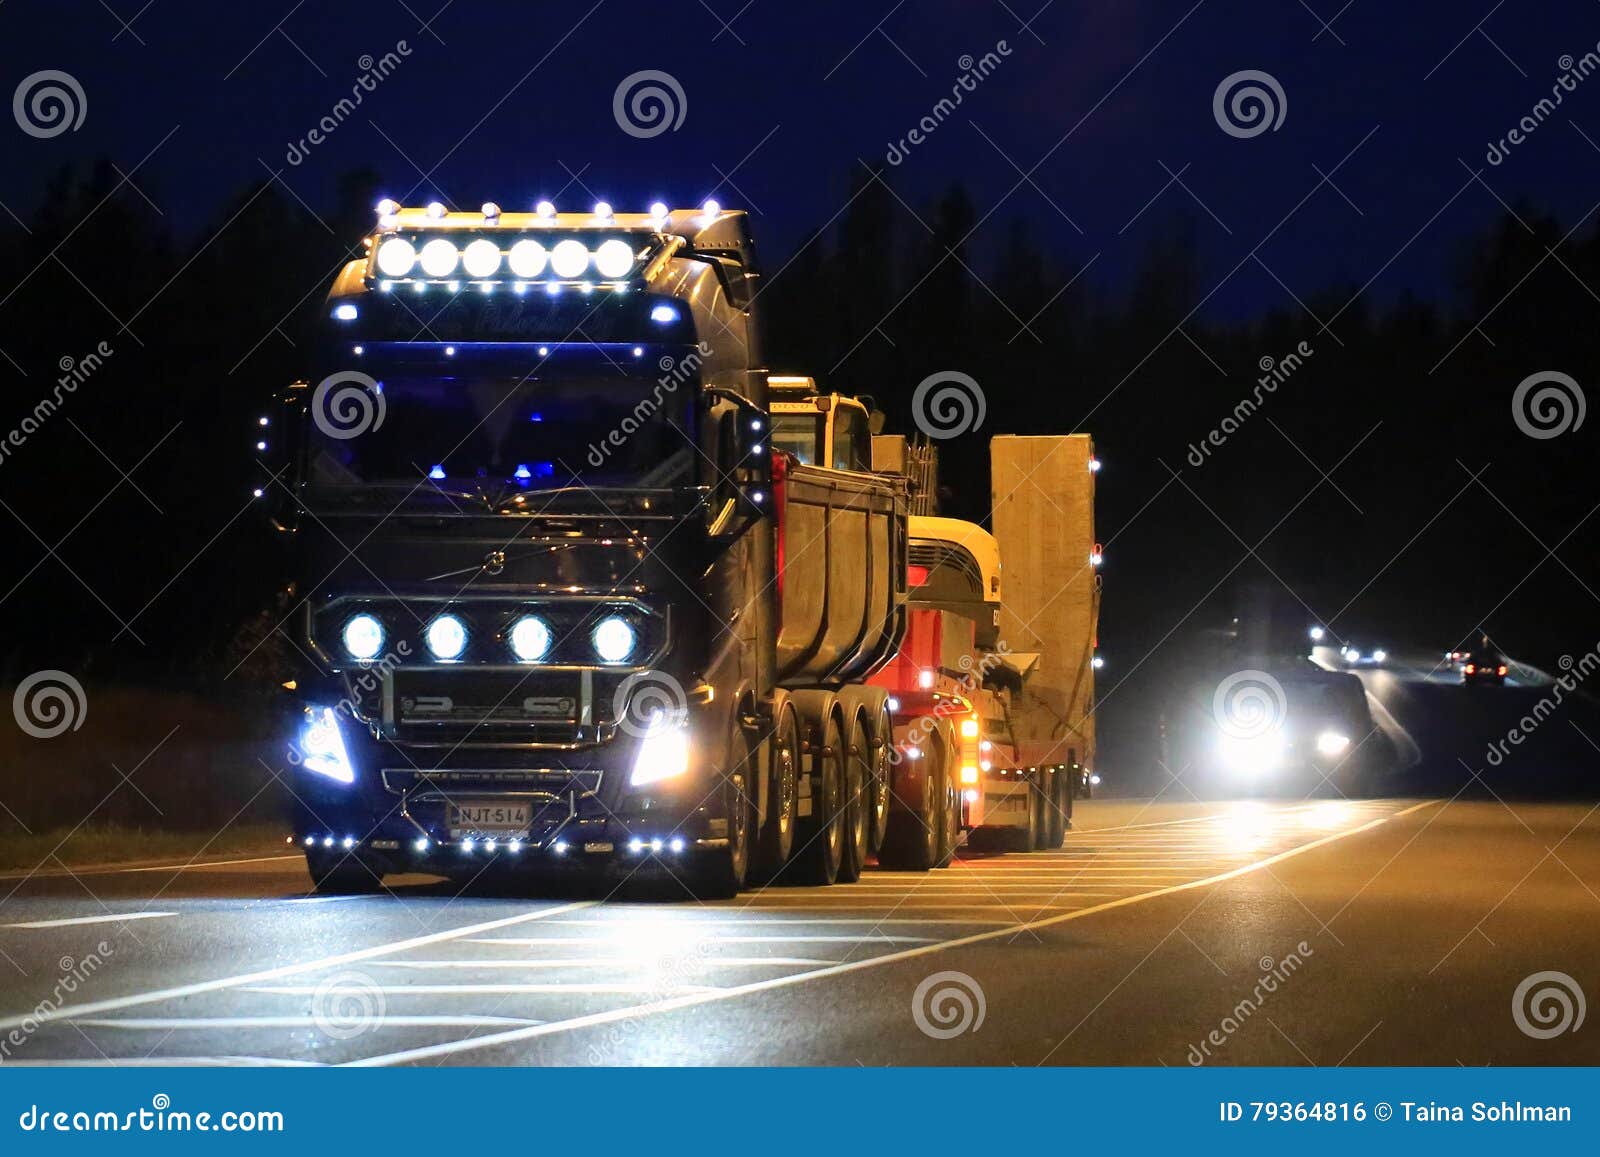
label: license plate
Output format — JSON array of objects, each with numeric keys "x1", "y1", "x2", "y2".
[{"x1": 448, "y1": 799, "x2": 532, "y2": 837}]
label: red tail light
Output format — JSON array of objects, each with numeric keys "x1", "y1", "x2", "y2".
[
  {"x1": 907, "y1": 563, "x2": 930, "y2": 587},
  {"x1": 1497, "y1": 665, "x2": 1507, "y2": 676},
  {"x1": 1464, "y1": 664, "x2": 1476, "y2": 674}
]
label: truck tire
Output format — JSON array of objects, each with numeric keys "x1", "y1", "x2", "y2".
[
  {"x1": 880, "y1": 743, "x2": 943, "y2": 871},
  {"x1": 838, "y1": 709, "x2": 872, "y2": 883},
  {"x1": 1044, "y1": 767, "x2": 1067, "y2": 848},
  {"x1": 694, "y1": 716, "x2": 757, "y2": 899},
  {"x1": 1028, "y1": 778, "x2": 1048, "y2": 850},
  {"x1": 788, "y1": 710, "x2": 845, "y2": 886},
  {"x1": 866, "y1": 702, "x2": 893, "y2": 857},
  {"x1": 754, "y1": 703, "x2": 800, "y2": 875},
  {"x1": 935, "y1": 733, "x2": 958, "y2": 869},
  {"x1": 306, "y1": 850, "x2": 382, "y2": 895}
]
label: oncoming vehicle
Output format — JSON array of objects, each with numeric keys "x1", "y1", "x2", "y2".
[{"x1": 1340, "y1": 643, "x2": 1388, "y2": 668}]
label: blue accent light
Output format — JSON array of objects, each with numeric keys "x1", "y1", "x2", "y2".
[
  {"x1": 428, "y1": 464, "x2": 446, "y2": 480},
  {"x1": 514, "y1": 464, "x2": 532, "y2": 481},
  {"x1": 333, "y1": 303, "x2": 358, "y2": 321}
]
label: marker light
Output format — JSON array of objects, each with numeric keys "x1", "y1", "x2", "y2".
[
  {"x1": 701, "y1": 199, "x2": 721, "y2": 217},
  {"x1": 375, "y1": 237, "x2": 416, "y2": 277},
  {"x1": 375, "y1": 197, "x2": 400, "y2": 217},
  {"x1": 650, "y1": 304, "x2": 678, "y2": 324},
  {"x1": 342, "y1": 613, "x2": 385, "y2": 661},
  {"x1": 1089, "y1": 551, "x2": 1104, "y2": 566},
  {"x1": 1091, "y1": 655, "x2": 1105, "y2": 669},
  {"x1": 461, "y1": 839, "x2": 476, "y2": 852},
  {"x1": 426, "y1": 201, "x2": 446, "y2": 218},
  {"x1": 1315, "y1": 731, "x2": 1351, "y2": 757},
  {"x1": 887, "y1": 696, "x2": 900, "y2": 712},
  {"x1": 333, "y1": 303, "x2": 358, "y2": 321},
  {"x1": 593, "y1": 201, "x2": 613, "y2": 219},
  {"x1": 426, "y1": 614, "x2": 468, "y2": 661},
  {"x1": 323, "y1": 836, "x2": 335, "y2": 848},
  {"x1": 628, "y1": 837, "x2": 645, "y2": 854},
  {"x1": 1088, "y1": 456, "x2": 1102, "y2": 472},
  {"x1": 963, "y1": 789, "x2": 979, "y2": 803},
  {"x1": 960, "y1": 765, "x2": 979, "y2": 784},
  {"x1": 419, "y1": 238, "x2": 459, "y2": 277},
  {"x1": 592, "y1": 616, "x2": 637, "y2": 664},
  {"x1": 413, "y1": 838, "x2": 429, "y2": 853},
  {"x1": 509, "y1": 616, "x2": 552, "y2": 662},
  {"x1": 481, "y1": 201, "x2": 501, "y2": 219},
  {"x1": 918, "y1": 668, "x2": 935, "y2": 689},
  {"x1": 593, "y1": 238, "x2": 635, "y2": 278},
  {"x1": 1309, "y1": 625, "x2": 1325, "y2": 641},
  {"x1": 550, "y1": 239, "x2": 589, "y2": 279},
  {"x1": 535, "y1": 199, "x2": 556, "y2": 218},
  {"x1": 428, "y1": 465, "x2": 446, "y2": 480},
  {"x1": 462, "y1": 238, "x2": 502, "y2": 278},
  {"x1": 669, "y1": 837, "x2": 685, "y2": 853},
  {"x1": 513, "y1": 463, "x2": 532, "y2": 481},
  {"x1": 305, "y1": 836, "x2": 316, "y2": 847},
  {"x1": 485, "y1": 840, "x2": 497, "y2": 853},
  {"x1": 299, "y1": 707, "x2": 355, "y2": 784},
  {"x1": 630, "y1": 713, "x2": 691, "y2": 787},
  {"x1": 648, "y1": 201, "x2": 669, "y2": 219},
  {"x1": 342, "y1": 836, "x2": 356, "y2": 850},
  {"x1": 960, "y1": 718, "x2": 979, "y2": 739}
]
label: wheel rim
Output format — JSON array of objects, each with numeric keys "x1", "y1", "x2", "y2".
[
  {"x1": 823, "y1": 721, "x2": 843, "y2": 859},
  {"x1": 870, "y1": 710, "x2": 891, "y2": 847}
]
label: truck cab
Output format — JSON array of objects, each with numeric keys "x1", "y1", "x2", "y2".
[{"x1": 767, "y1": 377, "x2": 873, "y2": 471}]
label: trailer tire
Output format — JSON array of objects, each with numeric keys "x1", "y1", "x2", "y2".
[
  {"x1": 694, "y1": 716, "x2": 757, "y2": 899},
  {"x1": 1044, "y1": 767, "x2": 1067, "y2": 848},
  {"x1": 788, "y1": 710, "x2": 845, "y2": 886},
  {"x1": 866, "y1": 703, "x2": 893, "y2": 857},
  {"x1": 754, "y1": 703, "x2": 800, "y2": 875},
  {"x1": 935, "y1": 731, "x2": 958, "y2": 869},
  {"x1": 838, "y1": 710, "x2": 872, "y2": 883},
  {"x1": 880, "y1": 741, "x2": 943, "y2": 871},
  {"x1": 306, "y1": 850, "x2": 383, "y2": 895}
]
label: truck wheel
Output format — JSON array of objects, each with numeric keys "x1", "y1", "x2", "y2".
[
  {"x1": 838, "y1": 711, "x2": 872, "y2": 883},
  {"x1": 755, "y1": 704, "x2": 800, "y2": 874},
  {"x1": 789, "y1": 712, "x2": 845, "y2": 886},
  {"x1": 1028, "y1": 778, "x2": 1047, "y2": 850},
  {"x1": 880, "y1": 743, "x2": 942, "y2": 871},
  {"x1": 935, "y1": 737, "x2": 958, "y2": 869},
  {"x1": 1044, "y1": 768, "x2": 1067, "y2": 848},
  {"x1": 695, "y1": 718, "x2": 757, "y2": 899},
  {"x1": 866, "y1": 703, "x2": 893, "y2": 856},
  {"x1": 306, "y1": 850, "x2": 382, "y2": 895}
]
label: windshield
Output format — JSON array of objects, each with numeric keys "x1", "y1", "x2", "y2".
[
  {"x1": 770, "y1": 413, "x2": 819, "y2": 465},
  {"x1": 306, "y1": 374, "x2": 698, "y2": 493}
]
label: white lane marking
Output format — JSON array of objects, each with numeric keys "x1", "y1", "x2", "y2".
[
  {"x1": 526, "y1": 917, "x2": 1013, "y2": 926},
  {"x1": 0, "y1": 899, "x2": 597, "y2": 1032},
  {"x1": 728, "y1": 902, "x2": 1096, "y2": 911},
  {"x1": 76, "y1": 1015, "x2": 545, "y2": 1030},
  {"x1": 243, "y1": 983, "x2": 723, "y2": 996},
  {"x1": 0, "y1": 854, "x2": 301, "y2": 883},
  {"x1": 3, "y1": 912, "x2": 177, "y2": 930},
  {"x1": 465, "y1": 935, "x2": 938, "y2": 945},
  {"x1": 2, "y1": 1055, "x2": 327, "y2": 1067},
  {"x1": 363, "y1": 957, "x2": 836, "y2": 969},
  {"x1": 351, "y1": 800, "x2": 1440, "y2": 1066}
]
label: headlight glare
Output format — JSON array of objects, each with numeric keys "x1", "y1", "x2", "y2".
[
  {"x1": 299, "y1": 706, "x2": 355, "y2": 784},
  {"x1": 629, "y1": 713, "x2": 690, "y2": 787},
  {"x1": 509, "y1": 615, "x2": 552, "y2": 662},
  {"x1": 426, "y1": 613, "x2": 468, "y2": 661},
  {"x1": 1315, "y1": 730, "x2": 1351, "y2": 757},
  {"x1": 342, "y1": 613, "x2": 385, "y2": 661},
  {"x1": 592, "y1": 616, "x2": 637, "y2": 664}
]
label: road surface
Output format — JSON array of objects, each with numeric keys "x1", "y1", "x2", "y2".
[{"x1": 1, "y1": 795, "x2": 1596, "y2": 1066}]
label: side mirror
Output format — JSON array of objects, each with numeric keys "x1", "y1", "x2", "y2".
[
  {"x1": 702, "y1": 387, "x2": 772, "y2": 537},
  {"x1": 257, "y1": 381, "x2": 307, "y2": 534}
]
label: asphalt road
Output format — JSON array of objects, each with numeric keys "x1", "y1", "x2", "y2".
[{"x1": 2, "y1": 794, "x2": 1597, "y2": 1067}]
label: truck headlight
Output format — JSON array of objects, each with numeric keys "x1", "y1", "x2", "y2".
[
  {"x1": 426, "y1": 613, "x2": 468, "y2": 661},
  {"x1": 509, "y1": 615, "x2": 552, "y2": 662},
  {"x1": 1216, "y1": 730, "x2": 1285, "y2": 774},
  {"x1": 629, "y1": 714, "x2": 690, "y2": 787},
  {"x1": 342, "y1": 613, "x2": 385, "y2": 661},
  {"x1": 299, "y1": 706, "x2": 354, "y2": 784},
  {"x1": 592, "y1": 616, "x2": 637, "y2": 664},
  {"x1": 1315, "y1": 730, "x2": 1350, "y2": 757}
]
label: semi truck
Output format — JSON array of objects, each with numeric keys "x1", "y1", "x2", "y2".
[{"x1": 268, "y1": 200, "x2": 938, "y2": 897}]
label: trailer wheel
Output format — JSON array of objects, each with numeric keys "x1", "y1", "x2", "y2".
[
  {"x1": 866, "y1": 703, "x2": 893, "y2": 856},
  {"x1": 838, "y1": 711, "x2": 872, "y2": 883},
  {"x1": 1043, "y1": 767, "x2": 1067, "y2": 849},
  {"x1": 695, "y1": 717, "x2": 757, "y2": 899},
  {"x1": 880, "y1": 742, "x2": 942, "y2": 871},
  {"x1": 1027, "y1": 778, "x2": 1047, "y2": 851},
  {"x1": 935, "y1": 734, "x2": 959, "y2": 869},
  {"x1": 306, "y1": 850, "x2": 383, "y2": 895},
  {"x1": 754, "y1": 704, "x2": 800, "y2": 874},
  {"x1": 788, "y1": 712, "x2": 844, "y2": 886}
]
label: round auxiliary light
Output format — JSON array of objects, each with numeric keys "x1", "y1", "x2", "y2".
[
  {"x1": 550, "y1": 238, "x2": 590, "y2": 279},
  {"x1": 481, "y1": 201, "x2": 501, "y2": 219},
  {"x1": 593, "y1": 201, "x2": 613, "y2": 219},
  {"x1": 648, "y1": 201, "x2": 669, "y2": 220},
  {"x1": 419, "y1": 238, "x2": 460, "y2": 278},
  {"x1": 426, "y1": 614, "x2": 468, "y2": 661},
  {"x1": 509, "y1": 615, "x2": 552, "y2": 662},
  {"x1": 592, "y1": 616, "x2": 637, "y2": 664},
  {"x1": 426, "y1": 201, "x2": 447, "y2": 218},
  {"x1": 535, "y1": 199, "x2": 556, "y2": 218},
  {"x1": 375, "y1": 237, "x2": 416, "y2": 277},
  {"x1": 462, "y1": 238, "x2": 502, "y2": 278},
  {"x1": 593, "y1": 238, "x2": 635, "y2": 279},
  {"x1": 375, "y1": 197, "x2": 401, "y2": 217},
  {"x1": 507, "y1": 239, "x2": 548, "y2": 278},
  {"x1": 342, "y1": 613, "x2": 385, "y2": 661},
  {"x1": 701, "y1": 198, "x2": 721, "y2": 217}
]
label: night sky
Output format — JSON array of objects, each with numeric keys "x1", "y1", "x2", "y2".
[{"x1": 4, "y1": 0, "x2": 1599, "y2": 308}]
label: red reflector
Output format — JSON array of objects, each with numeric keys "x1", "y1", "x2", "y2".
[
  {"x1": 1497, "y1": 666, "x2": 1507, "y2": 675},
  {"x1": 907, "y1": 564, "x2": 930, "y2": 587},
  {"x1": 1464, "y1": 664, "x2": 1475, "y2": 674}
]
